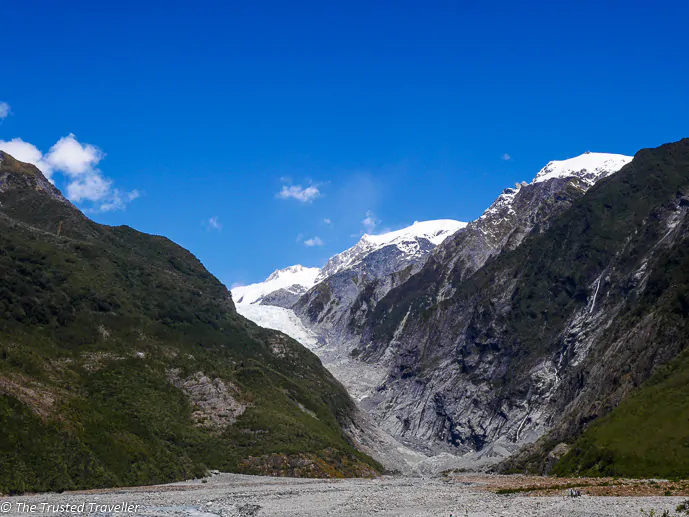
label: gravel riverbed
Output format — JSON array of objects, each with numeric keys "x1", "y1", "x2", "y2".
[{"x1": 2, "y1": 473, "x2": 685, "y2": 517}]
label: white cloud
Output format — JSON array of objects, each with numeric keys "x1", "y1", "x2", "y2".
[
  {"x1": 323, "y1": 218, "x2": 332, "y2": 225},
  {"x1": 362, "y1": 210, "x2": 378, "y2": 234},
  {"x1": 208, "y1": 216, "x2": 222, "y2": 231},
  {"x1": 0, "y1": 133, "x2": 138, "y2": 212},
  {"x1": 0, "y1": 102, "x2": 10, "y2": 120},
  {"x1": 45, "y1": 133, "x2": 104, "y2": 176},
  {"x1": 66, "y1": 174, "x2": 111, "y2": 203},
  {"x1": 502, "y1": 153, "x2": 511, "y2": 161},
  {"x1": 304, "y1": 236, "x2": 324, "y2": 247},
  {"x1": 277, "y1": 184, "x2": 320, "y2": 203},
  {"x1": 98, "y1": 189, "x2": 141, "y2": 212}
]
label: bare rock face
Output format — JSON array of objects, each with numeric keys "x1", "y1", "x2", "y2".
[
  {"x1": 280, "y1": 154, "x2": 634, "y2": 464},
  {"x1": 167, "y1": 370, "x2": 247, "y2": 430},
  {"x1": 0, "y1": 151, "x2": 69, "y2": 203},
  {"x1": 290, "y1": 222, "x2": 466, "y2": 384},
  {"x1": 294, "y1": 237, "x2": 436, "y2": 344},
  {"x1": 258, "y1": 284, "x2": 310, "y2": 308},
  {"x1": 356, "y1": 143, "x2": 689, "y2": 468},
  {"x1": 282, "y1": 152, "x2": 639, "y2": 464},
  {"x1": 543, "y1": 443, "x2": 571, "y2": 474},
  {"x1": 233, "y1": 145, "x2": 689, "y2": 473}
]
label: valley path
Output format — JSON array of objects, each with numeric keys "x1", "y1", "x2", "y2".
[{"x1": 3, "y1": 473, "x2": 683, "y2": 517}]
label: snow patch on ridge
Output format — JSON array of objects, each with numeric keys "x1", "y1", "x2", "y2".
[
  {"x1": 532, "y1": 152, "x2": 632, "y2": 185},
  {"x1": 363, "y1": 219, "x2": 467, "y2": 246},
  {"x1": 232, "y1": 265, "x2": 320, "y2": 305},
  {"x1": 478, "y1": 152, "x2": 632, "y2": 223},
  {"x1": 317, "y1": 219, "x2": 466, "y2": 281}
]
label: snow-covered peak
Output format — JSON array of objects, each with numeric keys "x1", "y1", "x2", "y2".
[
  {"x1": 362, "y1": 219, "x2": 467, "y2": 246},
  {"x1": 266, "y1": 264, "x2": 315, "y2": 282},
  {"x1": 532, "y1": 152, "x2": 632, "y2": 185},
  {"x1": 232, "y1": 265, "x2": 320, "y2": 305},
  {"x1": 479, "y1": 152, "x2": 632, "y2": 222},
  {"x1": 232, "y1": 221, "x2": 465, "y2": 307},
  {"x1": 317, "y1": 219, "x2": 466, "y2": 281}
]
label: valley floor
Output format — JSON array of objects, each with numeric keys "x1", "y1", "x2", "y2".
[{"x1": 3, "y1": 473, "x2": 686, "y2": 517}]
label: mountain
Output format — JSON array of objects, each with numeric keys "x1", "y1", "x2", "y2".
[
  {"x1": 231, "y1": 143, "x2": 689, "y2": 479},
  {"x1": 531, "y1": 152, "x2": 632, "y2": 185},
  {"x1": 429, "y1": 152, "x2": 633, "y2": 301},
  {"x1": 232, "y1": 265, "x2": 320, "y2": 307},
  {"x1": 293, "y1": 220, "x2": 467, "y2": 334},
  {"x1": 235, "y1": 150, "x2": 665, "y2": 469},
  {"x1": 315, "y1": 220, "x2": 467, "y2": 281},
  {"x1": 232, "y1": 220, "x2": 466, "y2": 399},
  {"x1": 316, "y1": 152, "x2": 638, "y2": 460},
  {"x1": 0, "y1": 151, "x2": 380, "y2": 494},
  {"x1": 239, "y1": 153, "x2": 633, "y2": 407},
  {"x1": 358, "y1": 141, "x2": 689, "y2": 475},
  {"x1": 347, "y1": 151, "x2": 637, "y2": 457},
  {"x1": 232, "y1": 220, "x2": 465, "y2": 312}
]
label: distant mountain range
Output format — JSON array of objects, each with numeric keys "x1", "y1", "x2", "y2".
[
  {"x1": 234, "y1": 220, "x2": 465, "y2": 308},
  {"x1": 233, "y1": 144, "x2": 689, "y2": 478}
]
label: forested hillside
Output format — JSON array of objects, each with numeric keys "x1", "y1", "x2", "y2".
[{"x1": 0, "y1": 151, "x2": 380, "y2": 494}]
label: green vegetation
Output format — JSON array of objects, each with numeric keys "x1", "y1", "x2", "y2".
[
  {"x1": 499, "y1": 140, "x2": 689, "y2": 475},
  {"x1": 554, "y1": 349, "x2": 689, "y2": 479},
  {"x1": 495, "y1": 481, "x2": 600, "y2": 495},
  {"x1": 0, "y1": 152, "x2": 380, "y2": 494}
]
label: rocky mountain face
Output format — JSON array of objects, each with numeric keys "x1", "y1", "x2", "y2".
[
  {"x1": 293, "y1": 220, "x2": 466, "y2": 352},
  {"x1": 0, "y1": 151, "x2": 380, "y2": 494},
  {"x1": 362, "y1": 155, "x2": 625, "y2": 339},
  {"x1": 238, "y1": 150, "x2": 689, "y2": 471},
  {"x1": 231, "y1": 143, "x2": 689, "y2": 477},
  {"x1": 432, "y1": 153, "x2": 633, "y2": 298},
  {"x1": 357, "y1": 141, "x2": 689, "y2": 474},
  {"x1": 233, "y1": 221, "x2": 466, "y2": 403},
  {"x1": 323, "y1": 152, "x2": 639, "y2": 463},
  {"x1": 316, "y1": 220, "x2": 467, "y2": 280}
]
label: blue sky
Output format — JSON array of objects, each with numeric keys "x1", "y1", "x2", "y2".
[{"x1": 1, "y1": 1, "x2": 688, "y2": 287}]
